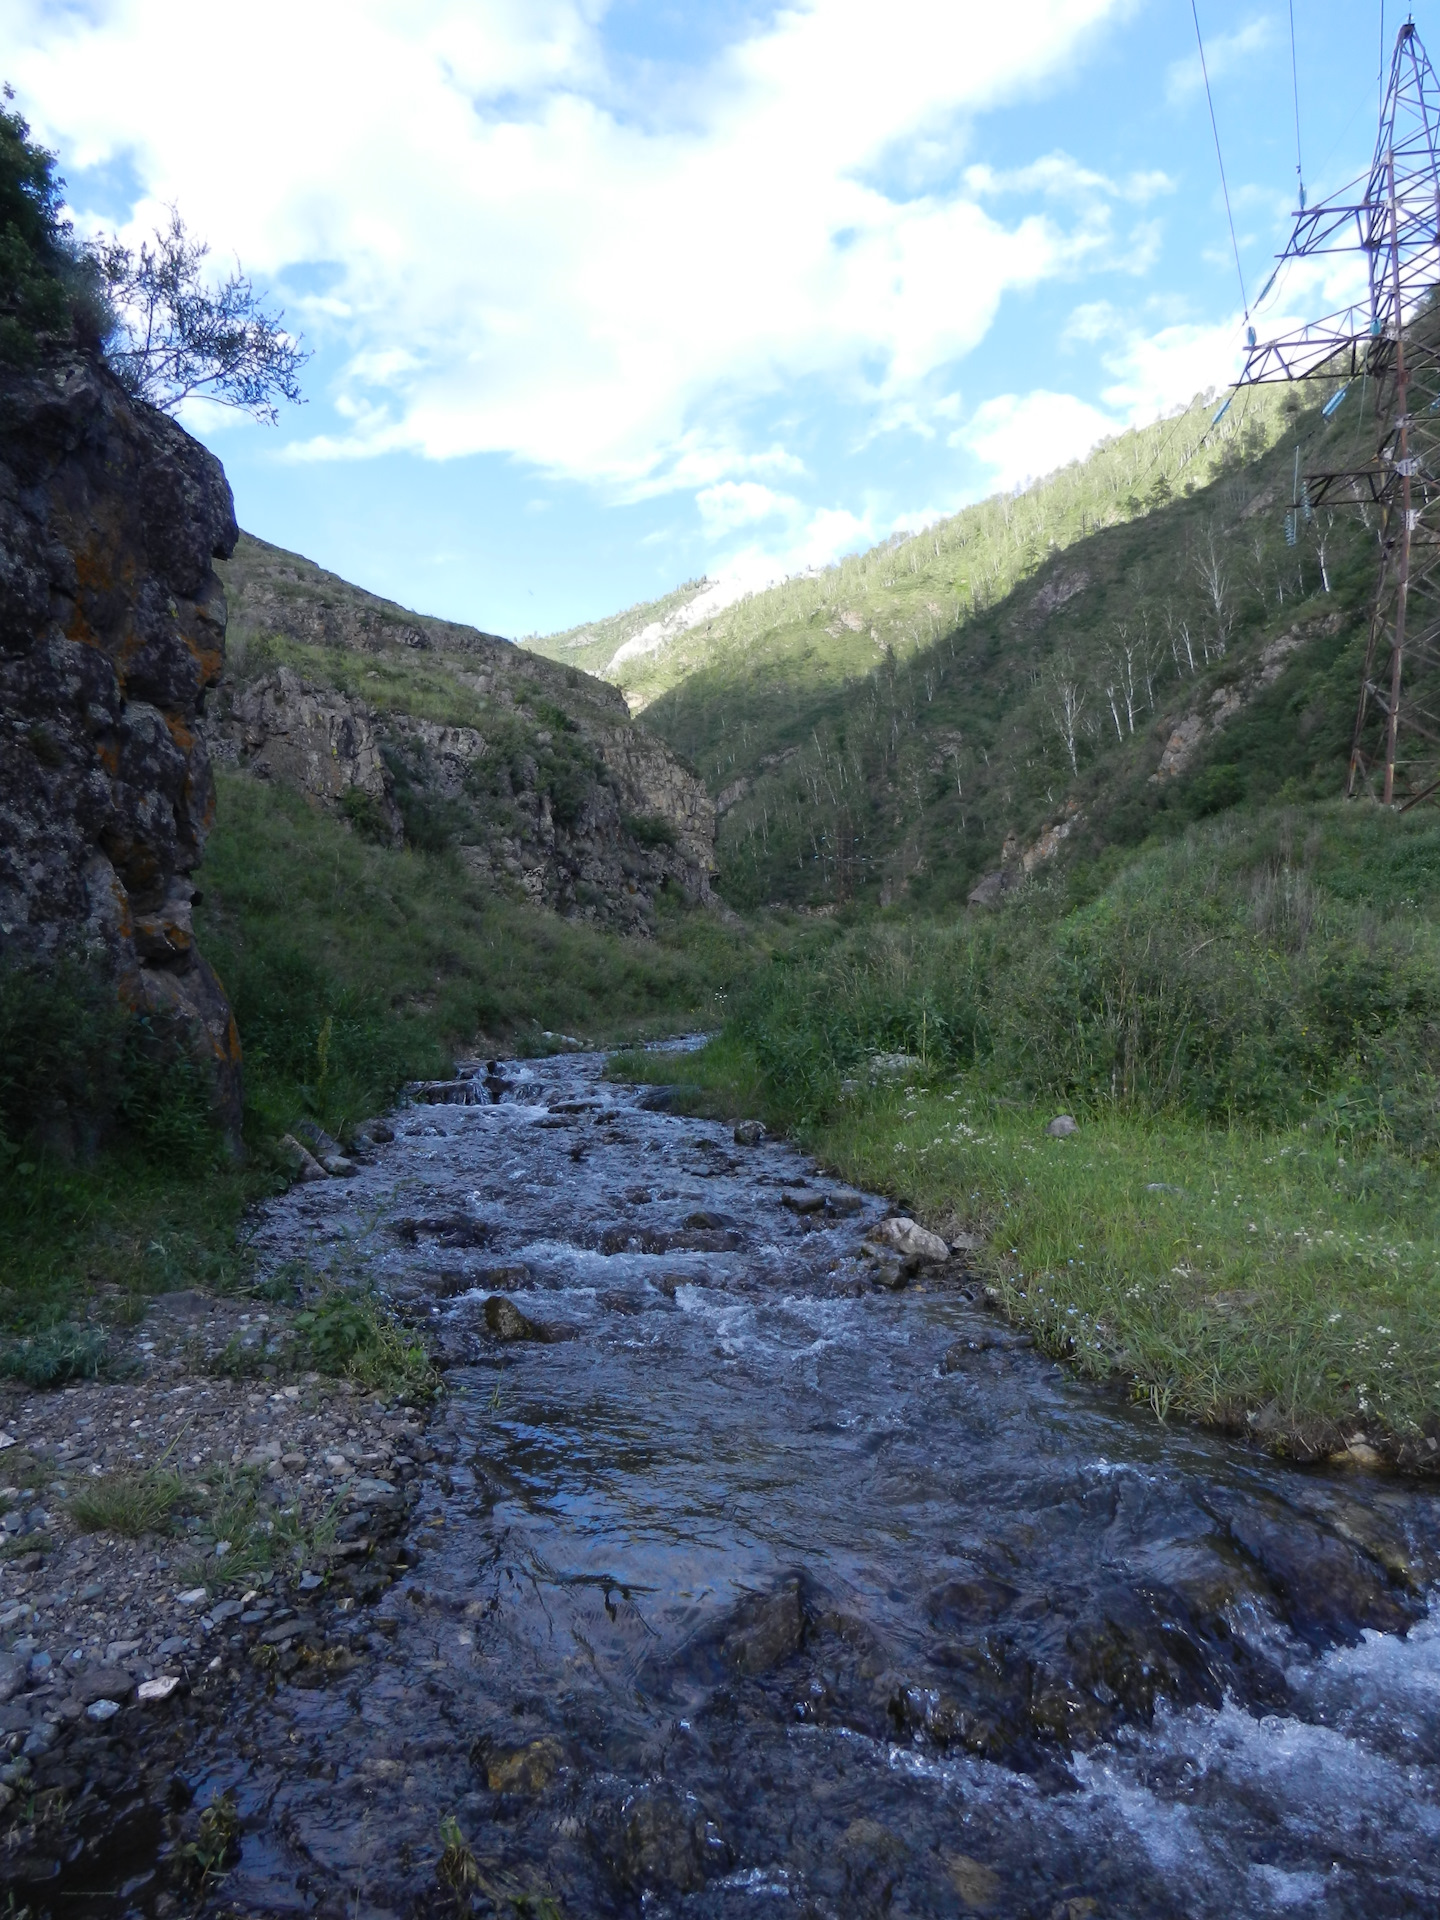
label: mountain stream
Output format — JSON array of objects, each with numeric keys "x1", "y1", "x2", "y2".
[{"x1": 202, "y1": 1049, "x2": 1439, "y2": 1917}]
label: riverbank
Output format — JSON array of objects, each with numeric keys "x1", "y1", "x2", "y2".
[
  {"x1": 612, "y1": 1039, "x2": 1440, "y2": 1469},
  {"x1": 0, "y1": 1283, "x2": 439, "y2": 1898}
]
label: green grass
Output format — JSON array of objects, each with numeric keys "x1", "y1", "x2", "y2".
[
  {"x1": 70, "y1": 1467, "x2": 186, "y2": 1538},
  {"x1": 613, "y1": 803, "x2": 1440, "y2": 1461},
  {"x1": 0, "y1": 1323, "x2": 108, "y2": 1386},
  {"x1": 198, "y1": 768, "x2": 759, "y2": 1145}
]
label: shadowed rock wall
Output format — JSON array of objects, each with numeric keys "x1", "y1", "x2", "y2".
[
  {"x1": 0, "y1": 354, "x2": 243, "y2": 1141},
  {"x1": 210, "y1": 534, "x2": 718, "y2": 931}
]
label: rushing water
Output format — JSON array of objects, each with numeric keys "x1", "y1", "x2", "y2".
[{"x1": 208, "y1": 1050, "x2": 1440, "y2": 1918}]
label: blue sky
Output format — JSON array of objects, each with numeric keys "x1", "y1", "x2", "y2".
[{"x1": 2, "y1": 0, "x2": 1413, "y2": 636}]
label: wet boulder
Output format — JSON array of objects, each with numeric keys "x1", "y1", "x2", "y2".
[
  {"x1": 1216, "y1": 1495, "x2": 1421, "y2": 1646},
  {"x1": 782, "y1": 1190, "x2": 827, "y2": 1216},
  {"x1": 926, "y1": 1575, "x2": 1020, "y2": 1630},
  {"x1": 482, "y1": 1296, "x2": 551, "y2": 1342},
  {"x1": 721, "y1": 1575, "x2": 807, "y2": 1676},
  {"x1": 608, "y1": 1786, "x2": 732, "y2": 1896},
  {"x1": 478, "y1": 1736, "x2": 561, "y2": 1794},
  {"x1": 392, "y1": 1214, "x2": 495, "y2": 1249}
]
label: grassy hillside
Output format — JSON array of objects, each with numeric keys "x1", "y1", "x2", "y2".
[
  {"x1": 525, "y1": 576, "x2": 711, "y2": 682},
  {"x1": 524, "y1": 385, "x2": 1294, "y2": 722},
  {"x1": 632, "y1": 383, "x2": 1373, "y2": 909}
]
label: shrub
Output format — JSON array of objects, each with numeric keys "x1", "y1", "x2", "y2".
[
  {"x1": 340, "y1": 786, "x2": 393, "y2": 843},
  {"x1": 722, "y1": 807, "x2": 1440, "y2": 1151},
  {"x1": 0, "y1": 956, "x2": 226, "y2": 1171},
  {"x1": 0, "y1": 1323, "x2": 108, "y2": 1386},
  {"x1": 623, "y1": 812, "x2": 677, "y2": 849},
  {"x1": 294, "y1": 1291, "x2": 437, "y2": 1399}
]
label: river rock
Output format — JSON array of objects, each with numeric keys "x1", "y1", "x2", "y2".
[
  {"x1": 482, "y1": 1296, "x2": 550, "y2": 1342},
  {"x1": 480, "y1": 1736, "x2": 561, "y2": 1793},
  {"x1": 71, "y1": 1667, "x2": 134, "y2": 1707},
  {"x1": 871, "y1": 1216, "x2": 949, "y2": 1263},
  {"x1": 277, "y1": 1134, "x2": 329, "y2": 1183},
  {"x1": 733, "y1": 1120, "x2": 765, "y2": 1146},
  {"x1": 721, "y1": 1576, "x2": 806, "y2": 1675},
  {"x1": 612, "y1": 1786, "x2": 732, "y2": 1895},
  {"x1": 782, "y1": 1190, "x2": 827, "y2": 1215},
  {"x1": 1216, "y1": 1495, "x2": 1420, "y2": 1646}
]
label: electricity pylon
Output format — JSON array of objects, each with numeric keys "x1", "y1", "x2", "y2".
[{"x1": 1236, "y1": 20, "x2": 1440, "y2": 807}]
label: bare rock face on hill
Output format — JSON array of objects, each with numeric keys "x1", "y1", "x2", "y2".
[
  {"x1": 209, "y1": 535, "x2": 717, "y2": 930},
  {"x1": 211, "y1": 665, "x2": 405, "y2": 847},
  {"x1": 0, "y1": 353, "x2": 242, "y2": 1138}
]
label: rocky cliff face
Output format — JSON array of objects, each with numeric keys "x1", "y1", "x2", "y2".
[
  {"x1": 209, "y1": 535, "x2": 717, "y2": 930},
  {"x1": 0, "y1": 354, "x2": 242, "y2": 1137}
]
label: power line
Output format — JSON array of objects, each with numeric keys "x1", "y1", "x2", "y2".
[
  {"x1": 1288, "y1": 0, "x2": 1304, "y2": 201},
  {"x1": 1190, "y1": 0, "x2": 1249, "y2": 318}
]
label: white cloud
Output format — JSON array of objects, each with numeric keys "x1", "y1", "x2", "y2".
[
  {"x1": 695, "y1": 481, "x2": 793, "y2": 534},
  {"x1": 955, "y1": 389, "x2": 1119, "y2": 491},
  {"x1": 1165, "y1": 17, "x2": 1274, "y2": 103},
  {"x1": 4, "y1": 0, "x2": 1130, "y2": 497},
  {"x1": 964, "y1": 152, "x2": 1173, "y2": 204}
]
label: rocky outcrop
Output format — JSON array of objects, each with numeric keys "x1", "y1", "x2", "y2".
[
  {"x1": 967, "y1": 801, "x2": 1084, "y2": 909},
  {"x1": 1152, "y1": 612, "x2": 1345, "y2": 785},
  {"x1": 209, "y1": 535, "x2": 717, "y2": 931},
  {"x1": 0, "y1": 353, "x2": 242, "y2": 1139},
  {"x1": 206, "y1": 666, "x2": 404, "y2": 846}
]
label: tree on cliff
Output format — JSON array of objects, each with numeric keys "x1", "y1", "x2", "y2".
[
  {"x1": 0, "y1": 86, "x2": 307, "y2": 421},
  {"x1": 89, "y1": 211, "x2": 309, "y2": 423}
]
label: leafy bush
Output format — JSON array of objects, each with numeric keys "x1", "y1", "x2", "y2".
[
  {"x1": 294, "y1": 1291, "x2": 436, "y2": 1399},
  {"x1": 623, "y1": 812, "x2": 677, "y2": 849},
  {"x1": 340, "y1": 785, "x2": 393, "y2": 843},
  {"x1": 0, "y1": 956, "x2": 226, "y2": 1172},
  {"x1": 0, "y1": 87, "x2": 111, "y2": 365}
]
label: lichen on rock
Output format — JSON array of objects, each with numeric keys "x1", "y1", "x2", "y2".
[{"x1": 0, "y1": 352, "x2": 242, "y2": 1142}]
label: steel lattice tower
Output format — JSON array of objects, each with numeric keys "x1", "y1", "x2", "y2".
[{"x1": 1236, "y1": 20, "x2": 1440, "y2": 807}]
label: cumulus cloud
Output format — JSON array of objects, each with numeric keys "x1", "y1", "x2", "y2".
[
  {"x1": 964, "y1": 153, "x2": 1173, "y2": 204},
  {"x1": 955, "y1": 389, "x2": 1119, "y2": 492},
  {"x1": 1070, "y1": 245, "x2": 1373, "y2": 426},
  {"x1": 4, "y1": 0, "x2": 1129, "y2": 498},
  {"x1": 696, "y1": 481, "x2": 794, "y2": 535}
]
